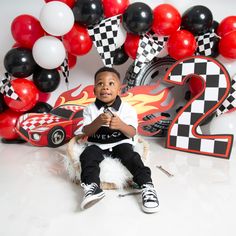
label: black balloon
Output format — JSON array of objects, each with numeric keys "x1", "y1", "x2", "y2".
[
  {"x1": 28, "y1": 102, "x2": 53, "y2": 113},
  {"x1": 33, "y1": 67, "x2": 60, "y2": 93},
  {"x1": 72, "y1": 0, "x2": 104, "y2": 27},
  {"x1": 123, "y1": 2, "x2": 153, "y2": 35},
  {"x1": 113, "y1": 46, "x2": 129, "y2": 65},
  {"x1": 209, "y1": 20, "x2": 219, "y2": 33},
  {"x1": 4, "y1": 47, "x2": 37, "y2": 77},
  {"x1": 181, "y1": 5, "x2": 213, "y2": 35},
  {"x1": 0, "y1": 94, "x2": 7, "y2": 113}
]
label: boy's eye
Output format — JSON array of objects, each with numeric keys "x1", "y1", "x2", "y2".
[
  {"x1": 109, "y1": 82, "x2": 115, "y2": 86},
  {"x1": 96, "y1": 82, "x2": 103, "y2": 86}
]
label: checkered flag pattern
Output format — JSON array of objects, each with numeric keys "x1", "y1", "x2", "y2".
[
  {"x1": 216, "y1": 74, "x2": 236, "y2": 116},
  {"x1": 167, "y1": 57, "x2": 232, "y2": 158},
  {"x1": 88, "y1": 15, "x2": 121, "y2": 67},
  {"x1": 196, "y1": 32, "x2": 217, "y2": 56},
  {"x1": 60, "y1": 57, "x2": 69, "y2": 87},
  {"x1": 0, "y1": 72, "x2": 19, "y2": 100},
  {"x1": 21, "y1": 114, "x2": 61, "y2": 131},
  {"x1": 132, "y1": 33, "x2": 168, "y2": 84}
]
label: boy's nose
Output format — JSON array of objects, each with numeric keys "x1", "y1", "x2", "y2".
[{"x1": 102, "y1": 84, "x2": 109, "y2": 89}]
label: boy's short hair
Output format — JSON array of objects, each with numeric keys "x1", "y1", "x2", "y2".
[{"x1": 94, "y1": 67, "x2": 120, "y2": 81}]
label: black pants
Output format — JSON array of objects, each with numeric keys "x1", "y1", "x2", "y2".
[{"x1": 80, "y1": 143, "x2": 152, "y2": 187}]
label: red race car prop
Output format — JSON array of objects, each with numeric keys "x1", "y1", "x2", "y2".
[{"x1": 16, "y1": 104, "x2": 84, "y2": 147}]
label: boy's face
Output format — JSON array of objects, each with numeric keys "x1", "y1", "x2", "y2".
[{"x1": 94, "y1": 71, "x2": 121, "y2": 105}]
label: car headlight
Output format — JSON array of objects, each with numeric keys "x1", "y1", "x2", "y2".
[{"x1": 31, "y1": 133, "x2": 41, "y2": 141}]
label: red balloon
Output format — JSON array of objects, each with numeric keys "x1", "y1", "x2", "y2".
[
  {"x1": 11, "y1": 14, "x2": 45, "y2": 49},
  {"x1": 102, "y1": 0, "x2": 130, "y2": 18},
  {"x1": 4, "y1": 79, "x2": 39, "y2": 112},
  {"x1": 38, "y1": 91, "x2": 51, "y2": 103},
  {"x1": 57, "y1": 52, "x2": 77, "y2": 72},
  {"x1": 67, "y1": 53, "x2": 77, "y2": 69},
  {"x1": 124, "y1": 33, "x2": 140, "y2": 59},
  {"x1": 217, "y1": 16, "x2": 236, "y2": 37},
  {"x1": 152, "y1": 4, "x2": 181, "y2": 36},
  {"x1": 219, "y1": 31, "x2": 236, "y2": 59},
  {"x1": 0, "y1": 109, "x2": 22, "y2": 140},
  {"x1": 63, "y1": 23, "x2": 93, "y2": 56},
  {"x1": 44, "y1": 0, "x2": 75, "y2": 8},
  {"x1": 189, "y1": 76, "x2": 204, "y2": 97},
  {"x1": 167, "y1": 30, "x2": 196, "y2": 60},
  {"x1": 12, "y1": 42, "x2": 23, "y2": 48}
]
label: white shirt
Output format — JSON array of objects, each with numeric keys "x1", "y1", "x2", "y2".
[{"x1": 74, "y1": 99, "x2": 138, "y2": 150}]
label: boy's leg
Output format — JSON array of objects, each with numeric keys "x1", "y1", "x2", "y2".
[
  {"x1": 112, "y1": 143, "x2": 152, "y2": 186},
  {"x1": 80, "y1": 145, "x2": 104, "y2": 186},
  {"x1": 80, "y1": 145, "x2": 105, "y2": 209},
  {"x1": 112, "y1": 143, "x2": 159, "y2": 213}
]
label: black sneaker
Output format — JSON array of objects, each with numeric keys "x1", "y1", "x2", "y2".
[
  {"x1": 81, "y1": 183, "x2": 105, "y2": 210},
  {"x1": 141, "y1": 183, "x2": 159, "y2": 213}
]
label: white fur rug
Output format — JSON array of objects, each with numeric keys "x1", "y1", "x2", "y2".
[{"x1": 64, "y1": 136, "x2": 149, "y2": 189}]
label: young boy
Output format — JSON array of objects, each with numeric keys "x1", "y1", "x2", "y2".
[{"x1": 77, "y1": 67, "x2": 159, "y2": 213}]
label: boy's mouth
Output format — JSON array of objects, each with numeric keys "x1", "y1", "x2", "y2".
[{"x1": 100, "y1": 92, "x2": 111, "y2": 97}]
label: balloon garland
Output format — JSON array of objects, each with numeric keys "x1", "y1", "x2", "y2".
[{"x1": 1, "y1": 0, "x2": 236, "y2": 146}]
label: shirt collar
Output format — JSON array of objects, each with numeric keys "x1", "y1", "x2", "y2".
[{"x1": 95, "y1": 96, "x2": 122, "y2": 111}]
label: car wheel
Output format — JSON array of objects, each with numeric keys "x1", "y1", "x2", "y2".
[{"x1": 47, "y1": 126, "x2": 66, "y2": 148}]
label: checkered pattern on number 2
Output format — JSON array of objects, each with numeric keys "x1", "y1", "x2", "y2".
[
  {"x1": 88, "y1": 15, "x2": 121, "y2": 67},
  {"x1": 22, "y1": 115, "x2": 61, "y2": 131},
  {"x1": 216, "y1": 74, "x2": 236, "y2": 116},
  {"x1": 196, "y1": 32, "x2": 216, "y2": 56},
  {"x1": 167, "y1": 58, "x2": 231, "y2": 157},
  {"x1": 0, "y1": 72, "x2": 19, "y2": 100}
]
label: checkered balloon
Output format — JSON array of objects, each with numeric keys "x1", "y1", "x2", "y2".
[
  {"x1": 216, "y1": 74, "x2": 236, "y2": 116},
  {"x1": 164, "y1": 56, "x2": 233, "y2": 159},
  {"x1": 0, "y1": 72, "x2": 19, "y2": 100},
  {"x1": 88, "y1": 15, "x2": 121, "y2": 67}
]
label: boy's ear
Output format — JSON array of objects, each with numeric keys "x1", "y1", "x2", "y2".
[{"x1": 118, "y1": 87, "x2": 121, "y2": 95}]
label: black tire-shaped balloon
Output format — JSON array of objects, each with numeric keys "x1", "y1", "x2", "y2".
[{"x1": 123, "y1": 57, "x2": 191, "y2": 137}]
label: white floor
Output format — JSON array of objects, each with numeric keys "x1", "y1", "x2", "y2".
[{"x1": 0, "y1": 137, "x2": 235, "y2": 236}]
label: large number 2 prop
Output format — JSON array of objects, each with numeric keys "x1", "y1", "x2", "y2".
[{"x1": 164, "y1": 56, "x2": 233, "y2": 159}]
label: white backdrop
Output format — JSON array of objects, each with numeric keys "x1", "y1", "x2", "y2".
[{"x1": 0, "y1": 0, "x2": 236, "y2": 106}]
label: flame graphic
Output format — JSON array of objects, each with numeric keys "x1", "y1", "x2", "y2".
[
  {"x1": 122, "y1": 84, "x2": 174, "y2": 120},
  {"x1": 54, "y1": 83, "x2": 174, "y2": 136},
  {"x1": 54, "y1": 85, "x2": 95, "y2": 107}
]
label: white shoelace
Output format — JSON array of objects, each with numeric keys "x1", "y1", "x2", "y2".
[
  {"x1": 81, "y1": 183, "x2": 97, "y2": 197},
  {"x1": 142, "y1": 185, "x2": 158, "y2": 202}
]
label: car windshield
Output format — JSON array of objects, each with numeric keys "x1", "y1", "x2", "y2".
[{"x1": 50, "y1": 107, "x2": 73, "y2": 119}]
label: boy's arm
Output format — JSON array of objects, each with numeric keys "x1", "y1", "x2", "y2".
[
  {"x1": 109, "y1": 104, "x2": 138, "y2": 138},
  {"x1": 83, "y1": 113, "x2": 111, "y2": 137},
  {"x1": 109, "y1": 115, "x2": 136, "y2": 138}
]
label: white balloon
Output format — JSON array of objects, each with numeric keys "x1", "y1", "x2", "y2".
[
  {"x1": 40, "y1": 1, "x2": 74, "y2": 36},
  {"x1": 116, "y1": 23, "x2": 127, "y2": 49},
  {"x1": 33, "y1": 36, "x2": 66, "y2": 69},
  {"x1": 209, "y1": 111, "x2": 236, "y2": 143}
]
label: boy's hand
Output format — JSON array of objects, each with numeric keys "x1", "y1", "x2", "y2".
[
  {"x1": 96, "y1": 113, "x2": 112, "y2": 126},
  {"x1": 109, "y1": 114, "x2": 124, "y2": 130}
]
